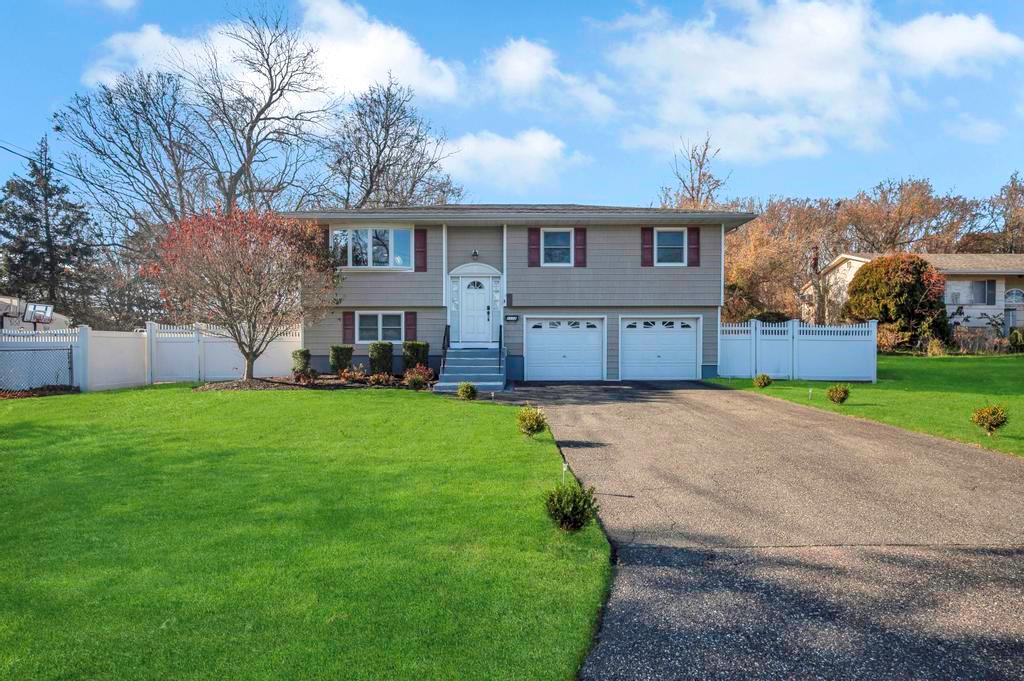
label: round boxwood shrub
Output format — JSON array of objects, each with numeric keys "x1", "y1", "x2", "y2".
[
  {"x1": 456, "y1": 381, "x2": 477, "y2": 400},
  {"x1": 753, "y1": 373, "x2": 772, "y2": 388},
  {"x1": 827, "y1": 384, "x2": 850, "y2": 404},
  {"x1": 971, "y1": 405, "x2": 1008, "y2": 437},
  {"x1": 329, "y1": 344, "x2": 354, "y2": 373},
  {"x1": 517, "y1": 404, "x2": 547, "y2": 436},
  {"x1": 368, "y1": 341, "x2": 393, "y2": 375},
  {"x1": 545, "y1": 481, "x2": 599, "y2": 531}
]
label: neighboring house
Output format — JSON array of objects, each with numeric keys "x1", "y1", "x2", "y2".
[
  {"x1": 802, "y1": 253, "x2": 1024, "y2": 331},
  {"x1": 0, "y1": 295, "x2": 71, "y2": 331},
  {"x1": 286, "y1": 204, "x2": 756, "y2": 389}
]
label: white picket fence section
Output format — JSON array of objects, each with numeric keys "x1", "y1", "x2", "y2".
[
  {"x1": 0, "y1": 323, "x2": 301, "y2": 392},
  {"x1": 719, "y1": 319, "x2": 877, "y2": 382}
]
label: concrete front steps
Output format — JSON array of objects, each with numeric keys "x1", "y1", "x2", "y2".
[{"x1": 434, "y1": 348, "x2": 506, "y2": 393}]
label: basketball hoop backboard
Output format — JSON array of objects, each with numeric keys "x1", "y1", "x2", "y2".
[{"x1": 22, "y1": 303, "x2": 54, "y2": 325}]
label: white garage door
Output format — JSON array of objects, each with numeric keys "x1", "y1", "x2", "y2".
[
  {"x1": 620, "y1": 318, "x2": 699, "y2": 380},
  {"x1": 525, "y1": 318, "x2": 604, "y2": 380}
]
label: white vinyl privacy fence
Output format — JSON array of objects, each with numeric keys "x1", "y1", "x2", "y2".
[
  {"x1": 719, "y1": 320, "x2": 877, "y2": 382},
  {"x1": 0, "y1": 324, "x2": 300, "y2": 392}
]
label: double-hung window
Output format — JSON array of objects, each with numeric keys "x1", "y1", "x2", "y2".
[
  {"x1": 970, "y1": 280, "x2": 996, "y2": 306},
  {"x1": 357, "y1": 312, "x2": 404, "y2": 343},
  {"x1": 332, "y1": 227, "x2": 412, "y2": 269},
  {"x1": 654, "y1": 228, "x2": 686, "y2": 266},
  {"x1": 541, "y1": 228, "x2": 573, "y2": 266}
]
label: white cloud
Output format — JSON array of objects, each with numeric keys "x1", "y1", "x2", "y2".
[
  {"x1": 945, "y1": 113, "x2": 1005, "y2": 144},
  {"x1": 605, "y1": 1, "x2": 1024, "y2": 162},
  {"x1": 100, "y1": 0, "x2": 137, "y2": 10},
  {"x1": 445, "y1": 129, "x2": 587, "y2": 192},
  {"x1": 83, "y1": 0, "x2": 460, "y2": 100},
  {"x1": 484, "y1": 38, "x2": 615, "y2": 118},
  {"x1": 879, "y1": 13, "x2": 1024, "y2": 77}
]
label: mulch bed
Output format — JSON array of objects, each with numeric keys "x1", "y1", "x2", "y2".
[
  {"x1": 0, "y1": 385, "x2": 80, "y2": 400},
  {"x1": 193, "y1": 377, "x2": 432, "y2": 392}
]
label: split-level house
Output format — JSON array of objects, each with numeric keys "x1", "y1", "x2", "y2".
[
  {"x1": 287, "y1": 205, "x2": 756, "y2": 390},
  {"x1": 802, "y1": 253, "x2": 1024, "y2": 332}
]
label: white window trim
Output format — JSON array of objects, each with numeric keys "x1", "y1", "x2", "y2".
[
  {"x1": 1006, "y1": 288, "x2": 1024, "y2": 304},
  {"x1": 654, "y1": 228, "x2": 687, "y2": 267},
  {"x1": 540, "y1": 227, "x2": 574, "y2": 267},
  {"x1": 355, "y1": 311, "x2": 405, "y2": 344},
  {"x1": 333, "y1": 226, "x2": 415, "y2": 271}
]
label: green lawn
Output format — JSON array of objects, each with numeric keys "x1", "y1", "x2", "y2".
[
  {"x1": 710, "y1": 354, "x2": 1024, "y2": 458},
  {"x1": 0, "y1": 386, "x2": 610, "y2": 680}
]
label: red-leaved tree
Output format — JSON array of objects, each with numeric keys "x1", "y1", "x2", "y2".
[{"x1": 147, "y1": 210, "x2": 336, "y2": 380}]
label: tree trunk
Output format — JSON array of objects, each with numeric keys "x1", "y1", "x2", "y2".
[{"x1": 243, "y1": 354, "x2": 255, "y2": 381}]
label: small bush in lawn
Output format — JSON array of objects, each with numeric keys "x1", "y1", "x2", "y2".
[
  {"x1": 368, "y1": 341, "x2": 393, "y2": 374},
  {"x1": 339, "y1": 364, "x2": 367, "y2": 384},
  {"x1": 971, "y1": 405, "x2": 1008, "y2": 437},
  {"x1": 403, "y1": 364, "x2": 434, "y2": 390},
  {"x1": 329, "y1": 344, "x2": 354, "y2": 373},
  {"x1": 456, "y1": 381, "x2": 477, "y2": 400},
  {"x1": 402, "y1": 340, "x2": 430, "y2": 371},
  {"x1": 1010, "y1": 328, "x2": 1024, "y2": 354},
  {"x1": 545, "y1": 481, "x2": 599, "y2": 531},
  {"x1": 827, "y1": 384, "x2": 850, "y2": 404},
  {"x1": 753, "y1": 373, "x2": 772, "y2": 388},
  {"x1": 517, "y1": 404, "x2": 547, "y2": 436},
  {"x1": 926, "y1": 337, "x2": 947, "y2": 357}
]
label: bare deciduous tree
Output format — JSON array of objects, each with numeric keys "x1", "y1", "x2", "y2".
[
  {"x1": 54, "y1": 9, "x2": 336, "y2": 245},
  {"x1": 659, "y1": 132, "x2": 729, "y2": 210},
  {"x1": 325, "y1": 75, "x2": 463, "y2": 209},
  {"x1": 985, "y1": 172, "x2": 1024, "y2": 253}
]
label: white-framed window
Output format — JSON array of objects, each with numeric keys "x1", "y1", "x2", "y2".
[
  {"x1": 356, "y1": 312, "x2": 404, "y2": 343},
  {"x1": 541, "y1": 228, "x2": 573, "y2": 266},
  {"x1": 654, "y1": 228, "x2": 686, "y2": 266},
  {"x1": 332, "y1": 227, "x2": 412, "y2": 269},
  {"x1": 1007, "y1": 288, "x2": 1024, "y2": 304}
]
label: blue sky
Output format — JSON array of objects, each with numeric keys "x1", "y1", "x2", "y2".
[{"x1": 2, "y1": 0, "x2": 1023, "y2": 205}]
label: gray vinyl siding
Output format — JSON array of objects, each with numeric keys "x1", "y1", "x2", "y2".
[
  {"x1": 504, "y1": 306, "x2": 719, "y2": 380},
  {"x1": 332, "y1": 224, "x2": 443, "y2": 307},
  {"x1": 447, "y1": 225, "x2": 503, "y2": 271},
  {"x1": 303, "y1": 306, "x2": 446, "y2": 355},
  {"x1": 506, "y1": 224, "x2": 722, "y2": 307}
]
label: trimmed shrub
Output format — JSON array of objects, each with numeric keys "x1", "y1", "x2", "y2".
[
  {"x1": 925, "y1": 337, "x2": 946, "y2": 357},
  {"x1": 971, "y1": 405, "x2": 1008, "y2": 437},
  {"x1": 403, "y1": 364, "x2": 434, "y2": 390},
  {"x1": 368, "y1": 341, "x2": 393, "y2": 374},
  {"x1": 545, "y1": 481, "x2": 599, "y2": 531},
  {"x1": 753, "y1": 373, "x2": 772, "y2": 388},
  {"x1": 456, "y1": 381, "x2": 477, "y2": 400},
  {"x1": 1009, "y1": 328, "x2": 1024, "y2": 353},
  {"x1": 291, "y1": 348, "x2": 311, "y2": 374},
  {"x1": 753, "y1": 311, "x2": 790, "y2": 324},
  {"x1": 826, "y1": 384, "x2": 850, "y2": 404},
  {"x1": 402, "y1": 340, "x2": 430, "y2": 371},
  {"x1": 517, "y1": 404, "x2": 547, "y2": 436},
  {"x1": 329, "y1": 344, "x2": 354, "y2": 373},
  {"x1": 843, "y1": 253, "x2": 949, "y2": 344}
]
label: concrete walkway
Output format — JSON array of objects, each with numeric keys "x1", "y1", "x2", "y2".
[{"x1": 515, "y1": 383, "x2": 1024, "y2": 680}]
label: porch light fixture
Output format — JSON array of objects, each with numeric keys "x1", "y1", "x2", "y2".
[{"x1": 471, "y1": 249, "x2": 479, "y2": 260}]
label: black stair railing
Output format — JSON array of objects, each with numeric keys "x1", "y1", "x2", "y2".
[{"x1": 441, "y1": 324, "x2": 450, "y2": 373}]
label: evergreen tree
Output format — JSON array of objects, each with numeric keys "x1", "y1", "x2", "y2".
[{"x1": 0, "y1": 137, "x2": 99, "y2": 313}]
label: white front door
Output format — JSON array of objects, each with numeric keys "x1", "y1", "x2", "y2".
[{"x1": 461, "y1": 278, "x2": 492, "y2": 343}]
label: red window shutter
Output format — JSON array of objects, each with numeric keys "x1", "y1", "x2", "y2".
[
  {"x1": 641, "y1": 227, "x2": 654, "y2": 267},
  {"x1": 574, "y1": 227, "x2": 587, "y2": 267},
  {"x1": 404, "y1": 311, "x2": 417, "y2": 340},
  {"x1": 414, "y1": 228, "x2": 427, "y2": 272},
  {"x1": 342, "y1": 311, "x2": 354, "y2": 344},
  {"x1": 528, "y1": 227, "x2": 541, "y2": 267},
  {"x1": 687, "y1": 227, "x2": 701, "y2": 267}
]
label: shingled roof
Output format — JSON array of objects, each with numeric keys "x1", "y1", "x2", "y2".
[
  {"x1": 839, "y1": 252, "x2": 1024, "y2": 275},
  {"x1": 285, "y1": 204, "x2": 758, "y2": 229}
]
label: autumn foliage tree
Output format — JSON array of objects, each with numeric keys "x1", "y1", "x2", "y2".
[
  {"x1": 842, "y1": 253, "x2": 948, "y2": 344},
  {"x1": 147, "y1": 210, "x2": 337, "y2": 380}
]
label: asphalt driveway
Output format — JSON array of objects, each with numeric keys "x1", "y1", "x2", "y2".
[{"x1": 515, "y1": 382, "x2": 1024, "y2": 680}]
